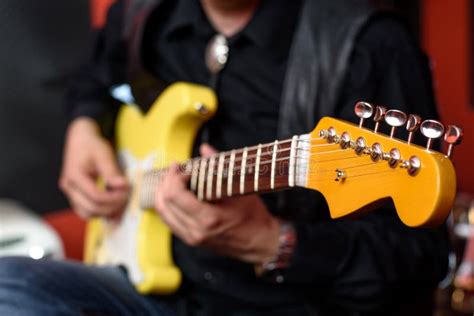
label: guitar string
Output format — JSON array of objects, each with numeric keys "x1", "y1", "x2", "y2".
[
  {"x1": 144, "y1": 124, "x2": 411, "y2": 175},
  {"x1": 141, "y1": 138, "x2": 412, "y2": 187},
  {"x1": 131, "y1": 128, "x2": 421, "y2": 197},
  {"x1": 142, "y1": 165, "x2": 406, "y2": 205},
  {"x1": 144, "y1": 153, "x2": 365, "y2": 181},
  {"x1": 151, "y1": 145, "x2": 390, "y2": 173},
  {"x1": 146, "y1": 145, "x2": 363, "y2": 176},
  {"x1": 299, "y1": 167, "x2": 405, "y2": 183},
  {"x1": 141, "y1": 161, "x2": 406, "y2": 207},
  {"x1": 143, "y1": 146, "x2": 401, "y2": 182},
  {"x1": 142, "y1": 166, "x2": 406, "y2": 207},
  {"x1": 144, "y1": 157, "x2": 394, "y2": 186},
  {"x1": 140, "y1": 166, "x2": 406, "y2": 207},
  {"x1": 181, "y1": 155, "x2": 376, "y2": 176},
  {"x1": 162, "y1": 136, "x2": 401, "y2": 172}
]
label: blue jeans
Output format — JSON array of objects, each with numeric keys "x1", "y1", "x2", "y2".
[{"x1": 0, "y1": 257, "x2": 176, "y2": 316}]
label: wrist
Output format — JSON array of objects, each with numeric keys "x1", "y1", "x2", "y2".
[
  {"x1": 256, "y1": 219, "x2": 297, "y2": 282},
  {"x1": 68, "y1": 117, "x2": 101, "y2": 136}
]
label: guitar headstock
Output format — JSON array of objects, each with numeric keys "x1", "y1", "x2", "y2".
[{"x1": 304, "y1": 102, "x2": 462, "y2": 227}]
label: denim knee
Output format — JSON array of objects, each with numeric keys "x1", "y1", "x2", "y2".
[{"x1": 0, "y1": 256, "x2": 36, "y2": 279}]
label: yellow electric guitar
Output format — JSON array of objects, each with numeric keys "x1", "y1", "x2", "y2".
[{"x1": 85, "y1": 82, "x2": 461, "y2": 295}]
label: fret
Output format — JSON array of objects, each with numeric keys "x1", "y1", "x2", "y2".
[
  {"x1": 146, "y1": 172, "x2": 155, "y2": 208},
  {"x1": 295, "y1": 134, "x2": 310, "y2": 187},
  {"x1": 190, "y1": 159, "x2": 199, "y2": 193},
  {"x1": 289, "y1": 136, "x2": 298, "y2": 187},
  {"x1": 254, "y1": 144, "x2": 262, "y2": 192},
  {"x1": 206, "y1": 155, "x2": 216, "y2": 200},
  {"x1": 239, "y1": 147, "x2": 248, "y2": 194},
  {"x1": 216, "y1": 152, "x2": 225, "y2": 199},
  {"x1": 270, "y1": 141, "x2": 278, "y2": 190},
  {"x1": 197, "y1": 158, "x2": 207, "y2": 201},
  {"x1": 227, "y1": 150, "x2": 236, "y2": 197},
  {"x1": 140, "y1": 172, "x2": 149, "y2": 209}
]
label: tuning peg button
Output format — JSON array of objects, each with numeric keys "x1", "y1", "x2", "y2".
[
  {"x1": 420, "y1": 120, "x2": 445, "y2": 150},
  {"x1": 373, "y1": 106, "x2": 387, "y2": 133},
  {"x1": 385, "y1": 109, "x2": 407, "y2": 138},
  {"x1": 355, "y1": 137, "x2": 366, "y2": 155},
  {"x1": 406, "y1": 114, "x2": 421, "y2": 144},
  {"x1": 355, "y1": 102, "x2": 374, "y2": 128},
  {"x1": 370, "y1": 143, "x2": 383, "y2": 161},
  {"x1": 444, "y1": 125, "x2": 464, "y2": 158},
  {"x1": 340, "y1": 132, "x2": 351, "y2": 149},
  {"x1": 388, "y1": 148, "x2": 401, "y2": 168}
]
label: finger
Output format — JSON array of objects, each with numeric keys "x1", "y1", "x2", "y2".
[
  {"x1": 71, "y1": 183, "x2": 125, "y2": 217},
  {"x1": 199, "y1": 143, "x2": 218, "y2": 157},
  {"x1": 157, "y1": 201, "x2": 194, "y2": 242},
  {"x1": 73, "y1": 171, "x2": 128, "y2": 206},
  {"x1": 155, "y1": 183, "x2": 196, "y2": 242},
  {"x1": 160, "y1": 201, "x2": 213, "y2": 247},
  {"x1": 158, "y1": 165, "x2": 212, "y2": 235},
  {"x1": 93, "y1": 142, "x2": 124, "y2": 180},
  {"x1": 105, "y1": 176, "x2": 129, "y2": 191},
  {"x1": 65, "y1": 186, "x2": 100, "y2": 218},
  {"x1": 166, "y1": 183, "x2": 203, "y2": 217}
]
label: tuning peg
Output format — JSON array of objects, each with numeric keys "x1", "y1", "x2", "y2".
[
  {"x1": 385, "y1": 109, "x2": 407, "y2": 138},
  {"x1": 354, "y1": 102, "x2": 374, "y2": 128},
  {"x1": 406, "y1": 114, "x2": 421, "y2": 144},
  {"x1": 444, "y1": 125, "x2": 463, "y2": 158},
  {"x1": 420, "y1": 120, "x2": 445, "y2": 150},
  {"x1": 373, "y1": 106, "x2": 387, "y2": 133}
]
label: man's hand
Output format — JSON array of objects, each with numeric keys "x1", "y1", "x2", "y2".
[
  {"x1": 59, "y1": 117, "x2": 129, "y2": 219},
  {"x1": 154, "y1": 144, "x2": 280, "y2": 265}
]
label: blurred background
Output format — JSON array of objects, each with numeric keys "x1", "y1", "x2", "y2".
[{"x1": 0, "y1": 0, "x2": 472, "y2": 314}]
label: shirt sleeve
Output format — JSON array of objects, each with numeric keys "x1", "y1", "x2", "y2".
[
  {"x1": 280, "y1": 16, "x2": 449, "y2": 311},
  {"x1": 65, "y1": 0, "x2": 126, "y2": 123}
]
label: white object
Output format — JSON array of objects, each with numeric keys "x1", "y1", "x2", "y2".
[{"x1": 0, "y1": 199, "x2": 64, "y2": 259}]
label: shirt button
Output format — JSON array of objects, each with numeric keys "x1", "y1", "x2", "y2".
[
  {"x1": 275, "y1": 274, "x2": 285, "y2": 283},
  {"x1": 203, "y1": 271, "x2": 214, "y2": 282}
]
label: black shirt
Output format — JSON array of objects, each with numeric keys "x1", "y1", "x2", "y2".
[
  {"x1": 66, "y1": 0, "x2": 447, "y2": 315},
  {"x1": 145, "y1": 0, "x2": 301, "y2": 151}
]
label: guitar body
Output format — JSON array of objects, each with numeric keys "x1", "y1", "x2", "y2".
[{"x1": 84, "y1": 82, "x2": 217, "y2": 294}]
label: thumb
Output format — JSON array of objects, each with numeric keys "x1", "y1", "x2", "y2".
[
  {"x1": 94, "y1": 143, "x2": 127, "y2": 187},
  {"x1": 199, "y1": 143, "x2": 218, "y2": 157}
]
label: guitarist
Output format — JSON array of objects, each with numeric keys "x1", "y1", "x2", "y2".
[{"x1": 0, "y1": 0, "x2": 448, "y2": 315}]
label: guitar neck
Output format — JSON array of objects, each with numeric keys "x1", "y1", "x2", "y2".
[{"x1": 139, "y1": 134, "x2": 311, "y2": 208}]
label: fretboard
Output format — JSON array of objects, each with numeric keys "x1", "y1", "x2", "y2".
[{"x1": 139, "y1": 134, "x2": 310, "y2": 209}]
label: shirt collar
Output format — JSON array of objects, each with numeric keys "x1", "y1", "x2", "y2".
[
  {"x1": 238, "y1": 0, "x2": 302, "y2": 52},
  {"x1": 163, "y1": 0, "x2": 302, "y2": 58},
  {"x1": 163, "y1": 0, "x2": 213, "y2": 40}
]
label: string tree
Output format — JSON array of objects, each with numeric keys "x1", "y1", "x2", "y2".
[
  {"x1": 354, "y1": 102, "x2": 374, "y2": 128},
  {"x1": 444, "y1": 125, "x2": 463, "y2": 158},
  {"x1": 406, "y1": 114, "x2": 421, "y2": 144},
  {"x1": 373, "y1": 106, "x2": 387, "y2": 133},
  {"x1": 420, "y1": 120, "x2": 445, "y2": 150},
  {"x1": 384, "y1": 109, "x2": 407, "y2": 138}
]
